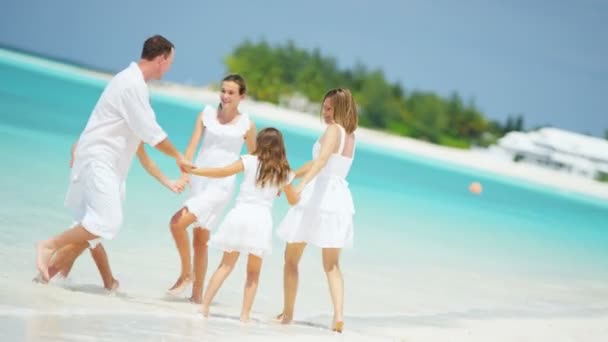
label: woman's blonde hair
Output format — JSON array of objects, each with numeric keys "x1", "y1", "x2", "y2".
[
  {"x1": 252, "y1": 127, "x2": 291, "y2": 187},
  {"x1": 322, "y1": 88, "x2": 358, "y2": 134}
]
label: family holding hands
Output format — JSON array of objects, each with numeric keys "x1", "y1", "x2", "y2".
[{"x1": 35, "y1": 35, "x2": 357, "y2": 333}]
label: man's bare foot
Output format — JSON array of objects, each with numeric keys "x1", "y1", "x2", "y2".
[
  {"x1": 199, "y1": 305, "x2": 209, "y2": 318},
  {"x1": 167, "y1": 276, "x2": 192, "y2": 296},
  {"x1": 32, "y1": 264, "x2": 62, "y2": 284},
  {"x1": 36, "y1": 241, "x2": 54, "y2": 281}
]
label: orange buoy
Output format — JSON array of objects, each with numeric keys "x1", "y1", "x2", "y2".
[{"x1": 469, "y1": 182, "x2": 483, "y2": 195}]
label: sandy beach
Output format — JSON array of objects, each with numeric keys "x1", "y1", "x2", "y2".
[{"x1": 2, "y1": 47, "x2": 608, "y2": 341}]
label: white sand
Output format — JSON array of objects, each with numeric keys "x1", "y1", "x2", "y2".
[{"x1": 3, "y1": 48, "x2": 608, "y2": 341}]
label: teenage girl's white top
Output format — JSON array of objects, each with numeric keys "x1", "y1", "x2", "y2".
[
  {"x1": 184, "y1": 105, "x2": 251, "y2": 230},
  {"x1": 208, "y1": 155, "x2": 294, "y2": 257},
  {"x1": 277, "y1": 124, "x2": 355, "y2": 248}
]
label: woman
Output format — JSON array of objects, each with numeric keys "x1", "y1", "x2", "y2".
[
  {"x1": 167, "y1": 74, "x2": 256, "y2": 303},
  {"x1": 276, "y1": 88, "x2": 358, "y2": 333}
]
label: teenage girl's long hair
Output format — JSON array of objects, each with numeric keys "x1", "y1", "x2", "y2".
[{"x1": 252, "y1": 127, "x2": 291, "y2": 187}]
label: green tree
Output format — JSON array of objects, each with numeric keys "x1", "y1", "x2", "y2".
[{"x1": 223, "y1": 39, "x2": 508, "y2": 148}]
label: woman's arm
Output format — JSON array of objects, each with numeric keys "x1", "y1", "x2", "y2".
[
  {"x1": 185, "y1": 111, "x2": 205, "y2": 161},
  {"x1": 244, "y1": 119, "x2": 257, "y2": 153},
  {"x1": 293, "y1": 161, "x2": 313, "y2": 179},
  {"x1": 295, "y1": 124, "x2": 340, "y2": 192},
  {"x1": 175, "y1": 111, "x2": 206, "y2": 186},
  {"x1": 188, "y1": 159, "x2": 244, "y2": 178}
]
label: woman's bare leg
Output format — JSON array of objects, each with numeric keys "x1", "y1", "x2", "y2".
[
  {"x1": 168, "y1": 207, "x2": 197, "y2": 294},
  {"x1": 322, "y1": 248, "x2": 344, "y2": 332},
  {"x1": 277, "y1": 242, "x2": 306, "y2": 324}
]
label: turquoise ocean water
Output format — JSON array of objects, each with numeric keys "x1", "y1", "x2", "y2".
[{"x1": 1, "y1": 49, "x2": 608, "y2": 341}]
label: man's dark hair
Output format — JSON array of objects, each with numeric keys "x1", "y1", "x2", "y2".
[{"x1": 141, "y1": 35, "x2": 174, "y2": 60}]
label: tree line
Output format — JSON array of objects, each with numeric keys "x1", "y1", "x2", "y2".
[{"x1": 224, "y1": 40, "x2": 525, "y2": 148}]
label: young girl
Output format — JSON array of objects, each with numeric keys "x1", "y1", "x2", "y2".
[
  {"x1": 186, "y1": 127, "x2": 299, "y2": 322},
  {"x1": 167, "y1": 74, "x2": 256, "y2": 303}
]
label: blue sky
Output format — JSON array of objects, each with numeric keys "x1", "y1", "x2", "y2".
[{"x1": 1, "y1": 0, "x2": 607, "y2": 136}]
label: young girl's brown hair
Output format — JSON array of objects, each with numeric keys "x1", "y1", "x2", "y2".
[{"x1": 252, "y1": 127, "x2": 291, "y2": 187}]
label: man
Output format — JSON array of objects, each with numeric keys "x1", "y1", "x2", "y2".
[
  {"x1": 34, "y1": 142, "x2": 186, "y2": 290},
  {"x1": 36, "y1": 35, "x2": 192, "y2": 282}
]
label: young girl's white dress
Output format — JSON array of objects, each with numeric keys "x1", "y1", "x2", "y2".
[
  {"x1": 277, "y1": 125, "x2": 355, "y2": 248},
  {"x1": 184, "y1": 105, "x2": 251, "y2": 230},
  {"x1": 208, "y1": 155, "x2": 293, "y2": 257}
]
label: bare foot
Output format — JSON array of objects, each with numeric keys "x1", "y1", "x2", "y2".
[
  {"x1": 332, "y1": 320, "x2": 344, "y2": 333},
  {"x1": 32, "y1": 272, "x2": 48, "y2": 284},
  {"x1": 188, "y1": 295, "x2": 202, "y2": 304},
  {"x1": 36, "y1": 241, "x2": 54, "y2": 281},
  {"x1": 166, "y1": 276, "x2": 192, "y2": 296},
  {"x1": 33, "y1": 265, "x2": 61, "y2": 284},
  {"x1": 240, "y1": 312, "x2": 251, "y2": 323},
  {"x1": 190, "y1": 283, "x2": 203, "y2": 304},
  {"x1": 275, "y1": 312, "x2": 292, "y2": 325},
  {"x1": 199, "y1": 305, "x2": 209, "y2": 318},
  {"x1": 105, "y1": 278, "x2": 119, "y2": 293}
]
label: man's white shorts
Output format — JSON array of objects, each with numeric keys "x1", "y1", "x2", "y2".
[{"x1": 65, "y1": 161, "x2": 125, "y2": 243}]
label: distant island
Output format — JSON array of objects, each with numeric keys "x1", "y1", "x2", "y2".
[{"x1": 223, "y1": 39, "x2": 528, "y2": 149}]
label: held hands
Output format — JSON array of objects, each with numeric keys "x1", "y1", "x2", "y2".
[
  {"x1": 174, "y1": 173, "x2": 190, "y2": 190},
  {"x1": 171, "y1": 155, "x2": 194, "y2": 193},
  {"x1": 176, "y1": 155, "x2": 196, "y2": 173},
  {"x1": 163, "y1": 179, "x2": 186, "y2": 194},
  {"x1": 162, "y1": 173, "x2": 190, "y2": 194}
]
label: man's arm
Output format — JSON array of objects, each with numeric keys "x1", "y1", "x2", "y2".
[
  {"x1": 154, "y1": 138, "x2": 181, "y2": 159},
  {"x1": 136, "y1": 143, "x2": 183, "y2": 193},
  {"x1": 122, "y1": 87, "x2": 192, "y2": 172}
]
